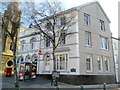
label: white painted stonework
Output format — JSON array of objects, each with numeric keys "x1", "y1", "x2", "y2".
[{"x1": 17, "y1": 2, "x2": 115, "y2": 76}]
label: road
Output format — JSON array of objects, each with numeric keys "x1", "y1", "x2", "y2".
[{"x1": 1, "y1": 75, "x2": 120, "y2": 90}]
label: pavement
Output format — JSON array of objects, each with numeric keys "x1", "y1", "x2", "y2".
[{"x1": 0, "y1": 75, "x2": 120, "y2": 90}]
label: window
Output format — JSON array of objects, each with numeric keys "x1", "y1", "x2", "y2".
[
  {"x1": 100, "y1": 20, "x2": 105, "y2": 31},
  {"x1": 61, "y1": 17, "x2": 66, "y2": 25},
  {"x1": 21, "y1": 40, "x2": 25, "y2": 51},
  {"x1": 100, "y1": 37, "x2": 108, "y2": 50},
  {"x1": 114, "y1": 55, "x2": 118, "y2": 63},
  {"x1": 44, "y1": 53, "x2": 51, "y2": 71},
  {"x1": 98, "y1": 56, "x2": 103, "y2": 72},
  {"x1": 46, "y1": 22, "x2": 52, "y2": 29},
  {"x1": 85, "y1": 32, "x2": 91, "y2": 46},
  {"x1": 46, "y1": 38, "x2": 50, "y2": 47},
  {"x1": 56, "y1": 54, "x2": 68, "y2": 71},
  {"x1": 86, "y1": 55, "x2": 92, "y2": 72},
  {"x1": 30, "y1": 38, "x2": 36, "y2": 50},
  {"x1": 113, "y1": 43, "x2": 117, "y2": 50},
  {"x1": 60, "y1": 30, "x2": 66, "y2": 45},
  {"x1": 10, "y1": 42, "x2": 12, "y2": 50},
  {"x1": 104, "y1": 57, "x2": 110, "y2": 72},
  {"x1": 84, "y1": 14, "x2": 89, "y2": 25},
  {"x1": 25, "y1": 55, "x2": 31, "y2": 62}
]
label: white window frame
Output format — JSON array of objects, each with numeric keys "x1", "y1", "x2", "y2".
[
  {"x1": 30, "y1": 38, "x2": 36, "y2": 50},
  {"x1": 104, "y1": 57, "x2": 110, "y2": 72},
  {"x1": 55, "y1": 53, "x2": 68, "y2": 71},
  {"x1": 84, "y1": 14, "x2": 90, "y2": 25},
  {"x1": 100, "y1": 37, "x2": 108, "y2": 50},
  {"x1": 86, "y1": 55, "x2": 92, "y2": 72},
  {"x1": 98, "y1": 56, "x2": 103, "y2": 72},
  {"x1": 46, "y1": 38, "x2": 50, "y2": 47},
  {"x1": 85, "y1": 32, "x2": 91, "y2": 46},
  {"x1": 113, "y1": 43, "x2": 117, "y2": 50},
  {"x1": 21, "y1": 40, "x2": 25, "y2": 51}
]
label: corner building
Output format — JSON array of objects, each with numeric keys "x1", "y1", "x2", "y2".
[{"x1": 18, "y1": 2, "x2": 115, "y2": 84}]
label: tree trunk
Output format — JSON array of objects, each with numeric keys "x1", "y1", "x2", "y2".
[
  {"x1": 12, "y1": 30, "x2": 19, "y2": 88},
  {"x1": 52, "y1": 44, "x2": 56, "y2": 72}
]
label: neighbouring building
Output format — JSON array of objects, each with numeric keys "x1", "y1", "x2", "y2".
[
  {"x1": 112, "y1": 37, "x2": 119, "y2": 83},
  {"x1": 1, "y1": 2, "x2": 21, "y2": 74},
  {"x1": 17, "y1": 1, "x2": 115, "y2": 84}
]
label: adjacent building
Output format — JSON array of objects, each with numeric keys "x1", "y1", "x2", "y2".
[
  {"x1": 112, "y1": 37, "x2": 119, "y2": 83},
  {"x1": 17, "y1": 1, "x2": 115, "y2": 84}
]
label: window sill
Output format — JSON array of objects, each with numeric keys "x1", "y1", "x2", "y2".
[
  {"x1": 98, "y1": 71, "x2": 103, "y2": 73},
  {"x1": 100, "y1": 48, "x2": 108, "y2": 51},
  {"x1": 86, "y1": 70, "x2": 92, "y2": 72},
  {"x1": 85, "y1": 45, "x2": 92, "y2": 47},
  {"x1": 105, "y1": 71, "x2": 111, "y2": 73}
]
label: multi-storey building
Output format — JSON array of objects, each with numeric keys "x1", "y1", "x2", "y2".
[
  {"x1": 1, "y1": 2, "x2": 21, "y2": 74},
  {"x1": 112, "y1": 37, "x2": 119, "y2": 83},
  {"x1": 17, "y1": 1, "x2": 115, "y2": 84}
]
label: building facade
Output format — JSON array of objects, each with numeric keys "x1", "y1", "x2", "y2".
[
  {"x1": 18, "y1": 2, "x2": 115, "y2": 84},
  {"x1": 112, "y1": 37, "x2": 119, "y2": 83}
]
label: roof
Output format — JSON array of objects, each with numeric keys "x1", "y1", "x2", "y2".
[
  {"x1": 40, "y1": 1, "x2": 110, "y2": 23},
  {"x1": 74, "y1": 1, "x2": 111, "y2": 23}
]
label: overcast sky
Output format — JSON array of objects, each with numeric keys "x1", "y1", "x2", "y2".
[{"x1": 60, "y1": 0, "x2": 119, "y2": 38}]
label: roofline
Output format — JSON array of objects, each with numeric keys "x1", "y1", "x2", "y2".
[{"x1": 75, "y1": 1, "x2": 111, "y2": 23}]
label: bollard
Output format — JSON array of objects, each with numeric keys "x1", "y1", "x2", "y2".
[
  {"x1": 103, "y1": 83, "x2": 106, "y2": 90},
  {"x1": 80, "y1": 85, "x2": 83, "y2": 90},
  {"x1": 56, "y1": 86, "x2": 60, "y2": 90},
  {"x1": 16, "y1": 88, "x2": 20, "y2": 90}
]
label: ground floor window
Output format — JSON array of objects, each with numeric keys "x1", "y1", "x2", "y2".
[
  {"x1": 104, "y1": 57, "x2": 110, "y2": 72},
  {"x1": 56, "y1": 54, "x2": 68, "y2": 71},
  {"x1": 98, "y1": 56, "x2": 103, "y2": 72},
  {"x1": 86, "y1": 55, "x2": 92, "y2": 72}
]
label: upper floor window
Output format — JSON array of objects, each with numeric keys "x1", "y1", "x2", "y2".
[
  {"x1": 104, "y1": 57, "x2": 110, "y2": 72},
  {"x1": 46, "y1": 22, "x2": 52, "y2": 30},
  {"x1": 100, "y1": 37, "x2": 108, "y2": 50},
  {"x1": 60, "y1": 30, "x2": 66, "y2": 45},
  {"x1": 46, "y1": 38, "x2": 50, "y2": 47},
  {"x1": 84, "y1": 14, "x2": 90, "y2": 25},
  {"x1": 61, "y1": 17, "x2": 66, "y2": 26},
  {"x1": 113, "y1": 43, "x2": 117, "y2": 50},
  {"x1": 85, "y1": 32, "x2": 91, "y2": 46},
  {"x1": 30, "y1": 37, "x2": 36, "y2": 50},
  {"x1": 114, "y1": 55, "x2": 118, "y2": 63},
  {"x1": 98, "y1": 56, "x2": 103, "y2": 72},
  {"x1": 100, "y1": 20, "x2": 105, "y2": 31},
  {"x1": 21, "y1": 40, "x2": 25, "y2": 51},
  {"x1": 86, "y1": 55, "x2": 92, "y2": 72}
]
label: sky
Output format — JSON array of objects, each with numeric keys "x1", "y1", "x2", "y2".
[
  {"x1": 61, "y1": 0, "x2": 119, "y2": 38},
  {"x1": 1, "y1": 0, "x2": 119, "y2": 38}
]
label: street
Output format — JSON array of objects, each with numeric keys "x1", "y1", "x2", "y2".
[{"x1": 1, "y1": 75, "x2": 120, "y2": 90}]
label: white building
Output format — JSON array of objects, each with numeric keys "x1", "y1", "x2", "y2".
[{"x1": 17, "y1": 1, "x2": 115, "y2": 84}]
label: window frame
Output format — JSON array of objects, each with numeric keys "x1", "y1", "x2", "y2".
[
  {"x1": 55, "y1": 54, "x2": 68, "y2": 71},
  {"x1": 85, "y1": 31, "x2": 91, "y2": 46},
  {"x1": 100, "y1": 20, "x2": 105, "y2": 31},
  {"x1": 100, "y1": 36, "x2": 108, "y2": 50},
  {"x1": 61, "y1": 17, "x2": 66, "y2": 26},
  {"x1": 86, "y1": 55, "x2": 92, "y2": 72},
  {"x1": 98, "y1": 56, "x2": 103, "y2": 72},
  {"x1": 46, "y1": 37, "x2": 50, "y2": 47},
  {"x1": 60, "y1": 30, "x2": 66, "y2": 45},
  {"x1": 104, "y1": 57, "x2": 110, "y2": 72},
  {"x1": 30, "y1": 38, "x2": 36, "y2": 50},
  {"x1": 84, "y1": 13, "x2": 90, "y2": 26}
]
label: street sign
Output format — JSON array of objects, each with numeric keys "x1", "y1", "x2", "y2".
[
  {"x1": 38, "y1": 50, "x2": 42, "y2": 55},
  {"x1": 52, "y1": 71, "x2": 60, "y2": 78}
]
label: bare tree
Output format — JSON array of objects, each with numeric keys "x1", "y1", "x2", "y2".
[
  {"x1": 2, "y1": 2, "x2": 21, "y2": 88},
  {"x1": 23, "y1": 0, "x2": 76, "y2": 85}
]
